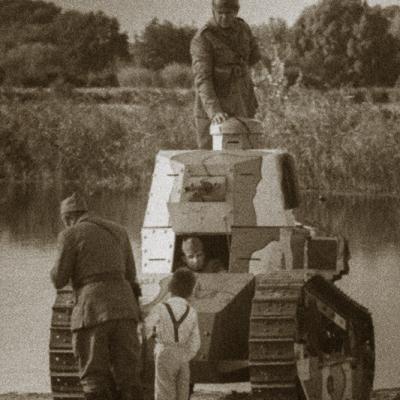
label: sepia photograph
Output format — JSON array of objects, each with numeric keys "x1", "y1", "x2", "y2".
[{"x1": 1, "y1": 0, "x2": 400, "y2": 399}]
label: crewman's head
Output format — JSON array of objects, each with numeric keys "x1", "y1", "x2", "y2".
[
  {"x1": 60, "y1": 192, "x2": 88, "y2": 227},
  {"x1": 181, "y1": 237, "x2": 206, "y2": 272},
  {"x1": 169, "y1": 268, "x2": 197, "y2": 299},
  {"x1": 212, "y1": 0, "x2": 239, "y2": 29}
]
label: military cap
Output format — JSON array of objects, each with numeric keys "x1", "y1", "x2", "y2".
[
  {"x1": 212, "y1": 0, "x2": 240, "y2": 11},
  {"x1": 60, "y1": 192, "x2": 88, "y2": 215},
  {"x1": 182, "y1": 237, "x2": 204, "y2": 254}
]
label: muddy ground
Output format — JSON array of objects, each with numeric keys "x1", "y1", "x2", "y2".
[{"x1": 1, "y1": 388, "x2": 400, "y2": 400}]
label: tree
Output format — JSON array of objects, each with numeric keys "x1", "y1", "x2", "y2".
[
  {"x1": 48, "y1": 11, "x2": 130, "y2": 84},
  {"x1": 292, "y1": 0, "x2": 400, "y2": 87},
  {"x1": 0, "y1": 0, "x2": 60, "y2": 26},
  {"x1": 0, "y1": 1, "x2": 129, "y2": 86},
  {"x1": 133, "y1": 18, "x2": 196, "y2": 70},
  {"x1": 1, "y1": 42, "x2": 61, "y2": 86},
  {"x1": 252, "y1": 18, "x2": 292, "y2": 63}
]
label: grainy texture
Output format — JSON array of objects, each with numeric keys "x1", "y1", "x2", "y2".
[{"x1": 0, "y1": 388, "x2": 400, "y2": 400}]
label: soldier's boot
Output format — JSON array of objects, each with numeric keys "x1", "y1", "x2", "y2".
[
  {"x1": 120, "y1": 385, "x2": 144, "y2": 400},
  {"x1": 83, "y1": 389, "x2": 112, "y2": 400}
]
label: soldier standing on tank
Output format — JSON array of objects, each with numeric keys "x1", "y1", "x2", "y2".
[
  {"x1": 190, "y1": 0, "x2": 262, "y2": 149},
  {"x1": 50, "y1": 193, "x2": 143, "y2": 400}
]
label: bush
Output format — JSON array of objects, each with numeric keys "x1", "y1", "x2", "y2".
[
  {"x1": 117, "y1": 66, "x2": 158, "y2": 88},
  {"x1": 159, "y1": 63, "x2": 193, "y2": 88},
  {"x1": 255, "y1": 81, "x2": 400, "y2": 194},
  {"x1": 0, "y1": 90, "x2": 196, "y2": 191},
  {"x1": 1, "y1": 43, "x2": 61, "y2": 87},
  {"x1": 2, "y1": 85, "x2": 400, "y2": 196},
  {"x1": 87, "y1": 70, "x2": 119, "y2": 87},
  {"x1": 369, "y1": 88, "x2": 390, "y2": 104},
  {"x1": 118, "y1": 64, "x2": 193, "y2": 88}
]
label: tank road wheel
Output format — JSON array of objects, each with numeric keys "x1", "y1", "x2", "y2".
[{"x1": 249, "y1": 273, "x2": 375, "y2": 400}]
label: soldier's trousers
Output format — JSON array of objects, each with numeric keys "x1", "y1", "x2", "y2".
[
  {"x1": 154, "y1": 347, "x2": 190, "y2": 400},
  {"x1": 72, "y1": 319, "x2": 142, "y2": 398},
  {"x1": 195, "y1": 117, "x2": 212, "y2": 150}
]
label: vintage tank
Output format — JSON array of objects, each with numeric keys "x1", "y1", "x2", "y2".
[{"x1": 49, "y1": 118, "x2": 375, "y2": 400}]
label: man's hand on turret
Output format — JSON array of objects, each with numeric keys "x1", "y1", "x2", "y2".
[{"x1": 212, "y1": 112, "x2": 229, "y2": 124}]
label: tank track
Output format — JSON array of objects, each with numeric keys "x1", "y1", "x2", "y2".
[
  {"x1": 249, "y1": 272, "x2": 374, "y2": 400},
  {"x1": 49, "y1": 287, "x2": 83, "y2": 400},
  {"x1": 249, "y1": 273, "x2": 304, "y2": 400}
]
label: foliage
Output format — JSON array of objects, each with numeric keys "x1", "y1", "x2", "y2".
[
  {"x1": 0, "y1": 90, "x2": 196, "y2": 192},
  {"x1": 255, "y1": 76, "x2": 400, "y2": 194},
  {"x1": 159, "y1": 63, "x2": 193, "y2": 88},
  {"x1": 1, "y1": 42, "x2": 61, "y2": 87},
  {"x1": 47, "y1": 11, "x2": 129, "y2": 84},
  {"x1": 117, "y1": 66, "x2": 160, "y2": 88},
  {"x1": 117, "y1": 64, "x2": 192, "y2": 88},
  {"x1": 291, "y1": 0, "x2": 400, "y2": 87},
  {"x1": 0, "y1": 0, "x2": 60, "y2": 26},
  {"x1": 0, "y1": 0, "x2": 129, "y2": 87},
  {"x1": 252, "y1": 18, "x2": 293, "y2": 65},
  {"x1": 132, "y1": 18, "x2": 196, "y2": 70},
  {"x1": 2, "y1": 86, "x2": 400, "y2": 195}
]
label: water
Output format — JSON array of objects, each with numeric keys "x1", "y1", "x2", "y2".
[{"x1": 0, "y1": 184, "x2": 399, "y2": 392}]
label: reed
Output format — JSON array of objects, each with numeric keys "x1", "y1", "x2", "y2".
[{"x1": 1, "y1": 87, "x2": 399, "y2": 195}]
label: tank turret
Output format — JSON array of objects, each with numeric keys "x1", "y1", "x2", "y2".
[{"x1": 142, "y1": 118, "x2": 347, "y2": 282}]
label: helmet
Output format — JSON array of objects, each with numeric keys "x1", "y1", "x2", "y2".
[
  {"x1": 212, "y1": 0, "x2": 239, "y2": 11},
  {"x1": 60, "y1": 192, "x2": 88, "y2": 215}
]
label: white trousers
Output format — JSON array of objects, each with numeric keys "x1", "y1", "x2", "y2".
[{"x1": 154, "y1": 347, "x2": 190, "y2": 400}]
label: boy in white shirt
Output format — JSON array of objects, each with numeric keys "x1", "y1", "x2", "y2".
[{"x1": 146, "y1": 268, "x2": 200, "y2": 400}]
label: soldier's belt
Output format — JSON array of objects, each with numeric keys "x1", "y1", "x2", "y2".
[
  {"x1": 76, "y1": 272, "x2": 125, "y2": 288},
  {"x1": 214, "y1": 64, "x2": 246, "y2": 78}
]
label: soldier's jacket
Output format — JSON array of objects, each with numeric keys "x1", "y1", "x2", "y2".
[
  {"x1": 51, "y1": 215, "x2": 141, "y2": 330},
  {"x1": 190, "y1": 17, "x2": 261, "y2": 120}
]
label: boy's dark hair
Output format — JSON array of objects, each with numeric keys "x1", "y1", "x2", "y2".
[{"x1": 169, "y1": 268, "x2": 196, "y2": 298}]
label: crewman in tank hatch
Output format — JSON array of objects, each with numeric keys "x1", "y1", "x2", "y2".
[{"x1": 179, "y1": 236, "x2": 226, "y2": 273}]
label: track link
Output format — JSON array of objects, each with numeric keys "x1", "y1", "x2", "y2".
[
  {"x1": 249, "y1": 273, "x2": 304, "y2": 400},
  {"x1": 49, "y1": 287, "x2": 84, "y2": 400},
  {"x1": 249, "y1": 272, "x2": 375, "y2": 400}
]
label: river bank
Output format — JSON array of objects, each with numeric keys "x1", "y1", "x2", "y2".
[{"x1": 1, "y1": 87, "x2": 400, "y2": 195}]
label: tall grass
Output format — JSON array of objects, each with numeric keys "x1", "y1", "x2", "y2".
[
  {"x1": 256, "y1": 80, "x2": 400, "y2": 194},
  {"x1": 117, "y1": 64, "x2": 192, "y2": 88},
  {"x1": 1, "y1": 83, "x2": 400, "y2": 195},
  {"x1": 0, "y1": 90, "x2": 196, "y2": 193}
]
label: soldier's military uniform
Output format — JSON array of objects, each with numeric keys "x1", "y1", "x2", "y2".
[
  {"x1": 51, "y1": 194, "x2": 142, "y2": 400},
  {"x1": 190, "y1": 16, "x2": 261, "y2": 149},
  {"x1": 198, "y1": 258, "x2": 225, "y2": 273}
]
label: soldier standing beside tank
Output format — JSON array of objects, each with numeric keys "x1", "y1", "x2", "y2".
[
  {"x1": 50, "y1": 193, "x2": 142, "y2": 400},
  {"x1": 190, "y1": 0, "x2": 262, "y2": 149}
]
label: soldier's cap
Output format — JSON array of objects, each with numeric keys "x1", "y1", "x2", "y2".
[
  {"x1": 60, "y1": 192, "x2": 88, "y2": 215},
  {"x1": 182, "y1": 237, "x2": 204, "y2": 254},
  {"x1": 212, "y1": 0, "x2": 239, "y2": 11}
]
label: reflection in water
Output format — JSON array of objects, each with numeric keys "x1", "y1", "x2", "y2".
[{"x1": 0, "y1": 186, "x2": 399, "y2": 392}]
